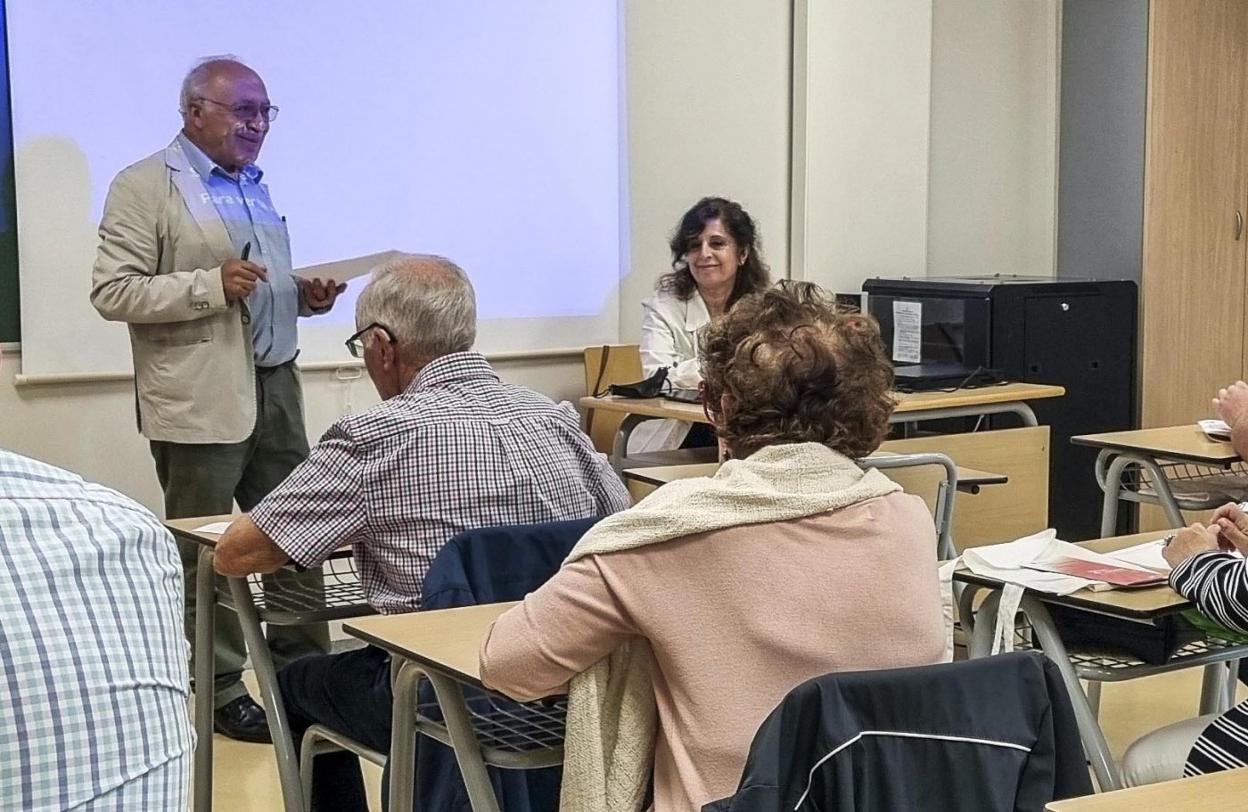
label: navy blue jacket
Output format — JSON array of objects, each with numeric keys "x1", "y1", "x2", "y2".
[
  {"x1": 703, "y1": 651, "x2": 1093, "y2": 812},
  {"x1": 412, "y1": 517, "x2": 598, "y2": 812}
]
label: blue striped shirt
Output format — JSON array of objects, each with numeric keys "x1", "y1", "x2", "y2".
[
  {"x1": 0, "y1": 450, "x2": 192, "y2": 810},
  {"x1": 177, "y1": 132, "x2": 300, "y2": 366}
]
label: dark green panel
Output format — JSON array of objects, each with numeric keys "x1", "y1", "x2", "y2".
[{"x1": 0, "y1": 0, "x2": 17, "y2": 342}]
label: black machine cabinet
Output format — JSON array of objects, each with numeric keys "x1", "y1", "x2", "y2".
[{"x1": 863, "y1": 275, "x2": 1138, "y2": 541}]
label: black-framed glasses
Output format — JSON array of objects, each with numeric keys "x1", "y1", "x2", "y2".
[
  {"x1": 344, "y1": 322, "x2": 395, "y2": 358},
  {"x1": 196, "y1": 97, "x2": 280, "y2": 122}
]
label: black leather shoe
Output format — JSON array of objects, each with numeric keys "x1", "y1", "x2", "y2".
[{"x1": 213, "y1": 695, "x2": 272, "y2": 744}]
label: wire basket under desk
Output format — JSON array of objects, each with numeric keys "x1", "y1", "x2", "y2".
[
  {"x1": 1108, "y1": 459, "x2": 1248, "y2": 511},
  {"x1": 416, "y1": 691, "x2": 567, "y2": 769},
  {"x1": 215, "y1": 555, "x2": 374, "y2": 624},
  {"x1": 1007, "y1": 623, "x2": 1247, "y2": 682}
]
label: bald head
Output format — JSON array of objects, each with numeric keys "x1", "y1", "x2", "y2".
[
  {"x1": 180, "y1": 56, "x2": 258, "y2": 114},
  {"x1": 356, "y1": 254, "x2": 477, "y2": 365},
  {"x1": 179, "y1": 56, "x2": 270, "y2": 174}
]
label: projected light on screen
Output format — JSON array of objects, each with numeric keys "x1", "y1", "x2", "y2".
[{"x1": 9, "y1": 1, "x2": 623, "y2": 377}]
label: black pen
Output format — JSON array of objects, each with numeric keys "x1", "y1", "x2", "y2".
[{"x1": 241, "y1": 241, "x2": 251, "y2": 261}]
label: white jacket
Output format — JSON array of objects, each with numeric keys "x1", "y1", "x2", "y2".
[{"x1": 632, "y1": 290, "x2": 710, "y2": 452}]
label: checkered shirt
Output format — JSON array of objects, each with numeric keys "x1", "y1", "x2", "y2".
[
  {"x1": 250, "y1": 351, "x2": 630, "y2": 614},
  {"x1": 0, "y1": 450, "x2": 192, "y2": 810}
]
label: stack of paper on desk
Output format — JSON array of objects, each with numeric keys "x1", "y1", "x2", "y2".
[
  {"x1": 963, "y1": 530, "x2": 1167, "y2": 594},
  {"x1": 1199, "y1": 418, "x2": 1233, "y2": 442}
]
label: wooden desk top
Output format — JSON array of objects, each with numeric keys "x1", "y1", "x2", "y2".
[
  {"x1": 954, "y1": 532, "x2": 1187, "y2": 620},
  {"x1": 1046, "y1": 767, "x2": 1248, "y2": 810},
  {"x1": 623, "y1": 460, "x2": 1009, "y2": 489},
  {"x1": 344, "y1": 602, "x2": 516, "y2": 689},
  {"x1": 165, "y1": 514, "x2": 238, "y2": 548},
  {"x1": 1071, "y1": 425, "x2": 1239, "y2": 466},
  {"x1": 580, "y1": 382, "x2": 1065, "y2": 424}
]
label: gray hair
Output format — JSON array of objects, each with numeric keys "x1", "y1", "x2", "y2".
[
  {"x1": 179, "y1": 55, "x2": 250, "y2": 114},
  {"x1": 356, "y1": 254, "x2": 477, "y2": 364}
]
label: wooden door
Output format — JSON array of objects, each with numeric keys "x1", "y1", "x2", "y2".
[{"x1": 1141, "y1": 0, "x2": 1248, "y2": 427}]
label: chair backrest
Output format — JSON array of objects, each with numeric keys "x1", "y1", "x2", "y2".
[
  {"x1": 422, "y1": 516, "x2": 600, "y2": 610},
  {"x1": 413, "y1": 517, "x2": 599, "y2": 812},
  {"x1": 583, "y1": 344, "x2": 643, "y2": 454},
  {"x1": 705, "y1": 651, "x2": 1092, "y2": 811}
]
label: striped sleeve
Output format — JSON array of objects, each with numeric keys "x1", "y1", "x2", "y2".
[{"x1": 1170, "y1": 551, "x2": 1248, "y2": 634}]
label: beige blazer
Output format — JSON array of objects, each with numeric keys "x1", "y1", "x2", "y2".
[{"x1": 90, "y1": 138, "x2": 287, "y2": 443}]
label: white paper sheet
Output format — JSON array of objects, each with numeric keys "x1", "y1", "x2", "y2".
[
  {"x1": 1199, "y1": 419, "x2": 1233, "y2": 442},
  {"x1": 960, "y1": 530, "x2": 1167, "y2": 594},
  {"x1": 1108, "y1": 539, "x2": 1171, "y2": 572},
  {"x1": 193, "y1": 521, "x2": 234, "y2": 535},
  {"x1": 891, "y1": 300, "x2": 922, "y2": 364},
  {"x1": 293, "y1": 250, "x2": 404, "y2": 282},
  {"x1": 961, "y1": 530, "x2": 1099, "y2": 595}
]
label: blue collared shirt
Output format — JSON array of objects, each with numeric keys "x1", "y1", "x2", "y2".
[
  {"x1": 0, "y1": 449, "x2": 193, "y2": 809},
  {"x1": 177, "y1": 132, "x2": 300, "y2": 366}
]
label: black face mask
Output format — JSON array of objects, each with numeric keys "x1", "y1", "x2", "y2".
[{"x1": 609, "y1": 366, "x2": 669, "y2": 398}]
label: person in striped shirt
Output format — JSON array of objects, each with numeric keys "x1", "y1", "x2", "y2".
[
  {"x1": 1121, "y1": 502, "x2": 1248, "y2": 786},
  {"x1": 0, "y1": 449, "x2": 193, "y2": 810}
]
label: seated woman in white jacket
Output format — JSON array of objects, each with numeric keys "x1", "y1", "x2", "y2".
[{"x1": 633, "y1": 196, "x2": 771, "y2": 452}]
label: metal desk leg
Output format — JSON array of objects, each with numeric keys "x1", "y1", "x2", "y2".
[
  {"x1": 610, "y1": 413, "x2": 649, "y2": 476},
  {"x1": 389, "y1": 659, "x2": 422, "y2": 812},
  {"x1": 1021, "y1": 595, "x2": 1122, "y2": 791},
  {"x1": 1227, "y1": 660, "x2": 1240, "y2": 710},
  {"x1": 227, "y1": 577, "x2": 304, "y2": 812},
  {"x1": 891, "y1": 402, "x2": 1039, "y2": 428},
  {"x1": 427, "y1": 671, "x2": 502, "y2": 812},
  {"x1": 1095, "y1": 450, "x2": 1189, "y2": 536},
  {"x1": 1097, "y1": 451, "x2": 1133, "y2": 538},
  {"x1": 193, "y1": 547, "x2": 216, "y2": 812},
  {"x1": 1199, "y1": 661, "x2": 1236, "y2": 716}
]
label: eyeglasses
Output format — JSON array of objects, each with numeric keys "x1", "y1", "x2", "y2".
[
  {"x1": 344, "y1": 322, "x2": 395, "y2": 358},
  {"x1": 196, "y1": 97, "x2": 280, "y2": 122}
]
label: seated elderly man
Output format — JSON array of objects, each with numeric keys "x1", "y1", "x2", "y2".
[
  {"x1": 1121, "y1": 506, "x2": 1248, "y2": 786},
  {"x1": 0, "y1": 449, "x2": 193, "y2": 809},
  {"x1": 481, "y1": 281, "x2": 947, "y2": 811},
  {"x1": 215, "y1": 254, "x2": 629, "y2": 811}
]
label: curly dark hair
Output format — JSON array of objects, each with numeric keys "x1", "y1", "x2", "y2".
[
  {"x1": 699, "y1": 281, "x2": 896, "y2": 460},
  {"x1": 657, "y1": 196, "x2": 770, "y2": 308}
]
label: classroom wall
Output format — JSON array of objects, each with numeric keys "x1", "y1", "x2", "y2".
[
  {"x1": 793, "y1": 0, "x2": 934, "y2": 294},
  {"x1": 1057, "y1": 0, "x2": 1147, "y2": 281},
  {"x1": 927, "y1": 0, "x2": 1060, "y2": 278},
  {"x1": 0, "y1": 0, "x2": 1062, "y2": 513}
]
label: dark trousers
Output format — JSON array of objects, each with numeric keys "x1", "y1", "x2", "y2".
[
  {"x1": 278, "y1": 646, "x2": 395, "y2": 812},
  {"x1": 151, "y1": 360, "x2": 330, "y2": 707}
]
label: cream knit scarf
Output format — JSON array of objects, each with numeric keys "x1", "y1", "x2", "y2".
[{"x1": 558, "y1": 442, "x2": 901, "y2": 812}]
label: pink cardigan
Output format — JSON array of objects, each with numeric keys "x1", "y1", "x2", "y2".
[{"x1": 480, "y1": 492, "x2": 947, "y2": 811}]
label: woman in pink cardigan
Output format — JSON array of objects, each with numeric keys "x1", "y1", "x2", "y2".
[{"x1": 480, "y1": 282, "x2": 947, "y2": 812}]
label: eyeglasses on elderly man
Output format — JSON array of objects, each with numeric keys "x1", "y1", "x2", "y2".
[{"x1": 344, "y1": 322, "x2": 396, "y2": 358}]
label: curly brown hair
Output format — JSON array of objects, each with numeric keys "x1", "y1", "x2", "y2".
[
  {"x1": 699, "y1": 281, "x2": 896, "y2": 460},
  {"x1": 657, "y1": 196, "x2": 770, "y2": 307}
]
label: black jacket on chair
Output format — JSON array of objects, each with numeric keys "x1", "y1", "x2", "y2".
[{"x1": 703, "y1": 651, "x2": 1092, "y2": 812}]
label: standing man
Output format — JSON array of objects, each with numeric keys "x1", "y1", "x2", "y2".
[{"x1": 90, "y1": 56, "x2": 339, "y2": 742}]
